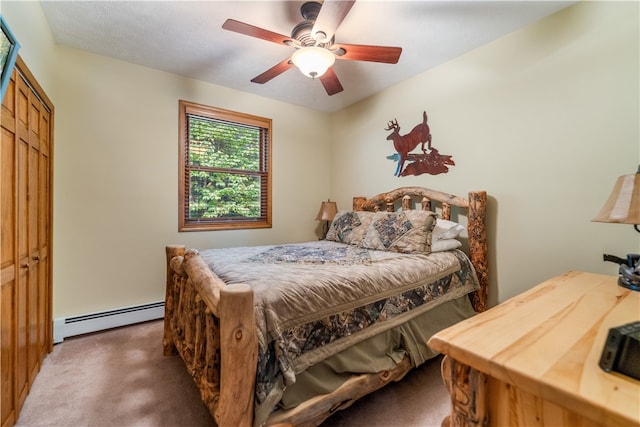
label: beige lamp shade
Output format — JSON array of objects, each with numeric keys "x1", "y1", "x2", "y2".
[
  {"x1": 315, "y1": 200, "x2": 338, "y2": 222},
  {"x1": 593, "y1": 167, "x2": 640, "y2": 225}
]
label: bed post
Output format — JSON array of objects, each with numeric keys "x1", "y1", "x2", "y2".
[
  {"x1": 353, "y1": 196, "x2": 366, "y2": 211},
  {"x1": 216, "y1": 283, "x2": 258, "y2": 427},
  {"x1": 164, "y1": 245, "x2": 185, "y2": 356},
  {"x1": 467, "y1": 191, "x2": 488, "y2": 312}
]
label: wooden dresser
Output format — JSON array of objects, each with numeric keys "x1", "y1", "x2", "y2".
[{"x1": 428, "y1": 271, "x2": 640, "y2": 427}]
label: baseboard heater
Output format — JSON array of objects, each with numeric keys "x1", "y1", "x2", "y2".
[{"x1": 53, "y1": 301, "x2": 164, "y2": 343}]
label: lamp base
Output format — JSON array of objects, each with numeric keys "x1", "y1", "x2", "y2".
[
  {"x1": 618, "y1": 262, "x2": 640, "y2": 292},
  {"x1": 604, "y1": 253, "x2": 640, "y2": 292},
  {"x1": 320, "y1": 221, "x2": 330, "y2": 240}
]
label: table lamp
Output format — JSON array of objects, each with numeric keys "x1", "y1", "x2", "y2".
[
  {"x1": 316, "y1": 200, "x2": 337, "y2": 240},
  {"x1": 592, "y1": 165, "x2": 640, "y2": 291}
]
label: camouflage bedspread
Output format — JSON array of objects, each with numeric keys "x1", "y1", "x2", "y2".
[{"x1": 199, "y1": 240, "x2": 479, "y2": 426}]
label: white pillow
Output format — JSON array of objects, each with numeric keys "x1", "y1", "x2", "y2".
[
  {"x1": 431, "y1": 239, "x2": 462, "y2": 252},
  {"x1": 432, "y1": 219, "x2": 465, "y2": 241}
]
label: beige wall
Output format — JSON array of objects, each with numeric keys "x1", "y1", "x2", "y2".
[
  {"x1": 330, "y1": 1, "x2": 640, "y2": 304},
  {"x1": 49, "y1": 50, "x2": 331, "y2": 316},
  {"x1": 4, "y1": 1, "x2": 639, "y2": 317}
]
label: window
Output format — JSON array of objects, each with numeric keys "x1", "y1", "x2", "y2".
[{"x1": 178, "y1": 100, "x2": 272, "y2": 231}]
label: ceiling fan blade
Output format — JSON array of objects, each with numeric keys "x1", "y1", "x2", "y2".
[
  {"x1": 333, "y1": 43, "x2": 402, "y2": 64},
  {"x1": 251, "y1": 58, "x2": 294, "y2": 84},
  {"x1": 319, "y1": 67, "x2": 344, "y2": 96},
  {"x1": 222, "y1": 19, "x2": 296, "y2": 46},
  {"x1": 311, "y1": 0, "x2": 356, "y2": 44}
]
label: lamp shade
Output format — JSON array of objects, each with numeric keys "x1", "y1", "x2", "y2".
[
  {"x1": 593, "y1": 166, "x2": 640, "y2": 225},
  {"x1": 315, "y1": 200, "x2": 338, "y2": 222},
  {"x1": 291, "y1": 47, "x2": 335, "y2": 78}
]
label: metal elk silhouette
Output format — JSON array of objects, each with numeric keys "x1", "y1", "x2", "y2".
[{"x1": 385, "y1": 111, "x2": 455, "y2": 177}]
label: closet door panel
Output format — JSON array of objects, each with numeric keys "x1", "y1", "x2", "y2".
[
  {"x1": 37, "y1": 108, "x2": 51, "y2": 357},
  {"x1": 0, "y1": 278, "x2": 16, "y2": 427},
  {"x1": 0, "y1": 77, "x2": 15, "y2": 131},
  {"x1": 15, "y1": 138, "x2": 28, "y2": 408},
  {"x1": 15, "y1": 75, "x2": 31, "y2": 408},
  {"x1": 0, "y1": 118, "x2": 16, "y2": 270},
  {"x1": 1, "y1": 84, "x2": 17, "y2": 427},
  {"x1": 27, "y1": 95, "x2": 41, "y2": 383},
  {"x1": 27, "y1": 145, "x2": 39, "y2": 383}
]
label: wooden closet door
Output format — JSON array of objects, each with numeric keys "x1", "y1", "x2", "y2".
[
  {"x1": 36, "y1": 103, "x2": 51, "y2": 362},
  {"x1": 26, "y1": 78, "x2": 51, "y2": 381},
  {"x1": 0, "y1": 58, "x2": 53, "y2": 427},
  {"x1": 1, "y1": 70, "x2": 18, "y2": 427}
]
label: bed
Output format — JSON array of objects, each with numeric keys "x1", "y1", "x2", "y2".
[{"x1": 163, "y1": 186, "x2": 488, "y2": 427}]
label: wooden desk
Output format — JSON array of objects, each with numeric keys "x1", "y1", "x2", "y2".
[{"x1": 428, "y1": 271, "x2": 640, "y2": 427}]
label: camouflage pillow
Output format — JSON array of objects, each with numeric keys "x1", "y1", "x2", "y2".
[
  {"x1": 325, "y1": 211, "x2": 376, "y2": 245},
  {"x1": 361, "y1": 210, "x2": 436, "y2": 254}
]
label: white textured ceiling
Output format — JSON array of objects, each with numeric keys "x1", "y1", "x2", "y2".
[{"x1": 39, "y1": 0, "x2": 575, "y2": 112}]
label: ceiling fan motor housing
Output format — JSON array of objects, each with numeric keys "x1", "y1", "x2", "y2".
[{"x1": 291, "y1": 2, "x2": 332, "y2": 47}]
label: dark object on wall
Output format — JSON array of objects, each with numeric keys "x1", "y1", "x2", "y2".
[
  {"x1": 385, "y1": 111, "x2": 455, "y2": 177},
  {"x1": 599, "y1": 321, "x2": 640, "y2": 380},
  {"x1": 0, "y1": 15, "x2": 20, "y2": 102}
]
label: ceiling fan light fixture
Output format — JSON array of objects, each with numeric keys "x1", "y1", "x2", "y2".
[{"x1": 291, "y1": 46, "x2": 335, "y2": 79}]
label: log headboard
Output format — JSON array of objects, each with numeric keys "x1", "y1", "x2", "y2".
[{"x1": 353, "y1": 187, "x2": 488, "y2": 312}]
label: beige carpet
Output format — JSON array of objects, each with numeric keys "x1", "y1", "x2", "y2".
[{"x1": 15, "y1": 320, "x2": 450, "y2": 427}]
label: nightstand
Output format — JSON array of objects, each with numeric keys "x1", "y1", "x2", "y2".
[{"x1": 428, "y1": 271, "x2": 640, "y2": 427}]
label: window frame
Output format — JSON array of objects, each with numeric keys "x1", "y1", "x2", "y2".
[{"x1": 178, "y1": 100, "x2": 272, "y2": 231}]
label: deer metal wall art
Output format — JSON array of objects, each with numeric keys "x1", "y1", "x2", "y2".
[{"x1": 385, "y1": 111, "x2": 455, "y2": 177}]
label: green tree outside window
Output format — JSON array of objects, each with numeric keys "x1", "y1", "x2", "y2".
[{"x1": 179, "y1": 101, "x2": 272, "y2": 231}]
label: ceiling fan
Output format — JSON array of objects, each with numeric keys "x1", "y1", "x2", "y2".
[{"x1": 222, "y1": 0, "x2": 402, "y2": 96}]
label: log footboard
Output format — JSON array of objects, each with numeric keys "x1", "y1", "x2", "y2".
[
  {"x1": 163, "y1": 247, "x2": 425, "y2": 427},
  {"x1": 164, "y1": 245, "x2": 257, "y2": 427}
]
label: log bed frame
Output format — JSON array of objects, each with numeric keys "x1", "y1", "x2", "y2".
[{"x1": 163, "y1": 187, "x2": 488, "y2": 427}]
